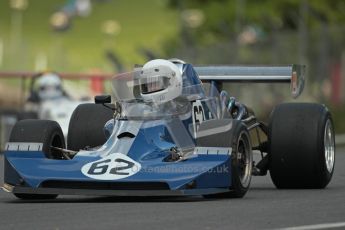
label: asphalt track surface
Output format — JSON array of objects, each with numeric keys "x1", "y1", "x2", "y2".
[{"x1": 0, "y1": 148, "x2": 345, "y2": 230}]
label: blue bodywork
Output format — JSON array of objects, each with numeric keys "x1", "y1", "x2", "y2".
[
  {"x1": 4, "y1": 120, "x2": 232, "y2": 195},
  {"x1": 3, "y1": 63, "x2": 233, "y2": 196}
]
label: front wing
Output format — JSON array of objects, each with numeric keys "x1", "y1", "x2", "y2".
[{"x1": 3, "y1": 150, "x2": 233, "y2": 196}]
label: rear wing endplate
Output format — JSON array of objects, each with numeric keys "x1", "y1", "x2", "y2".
[{"x1": 195, "y1": 65, "x2": 305, "y2": 98}]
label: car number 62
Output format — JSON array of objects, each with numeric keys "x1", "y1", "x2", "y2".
[{"x1": 81, "y1": 153, "x2": 141, "y2": 180}]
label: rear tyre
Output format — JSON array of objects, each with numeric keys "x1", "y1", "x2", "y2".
[
  {"x1": 67, "y1": 103, "x2": 114, "y2": 151},
  {"x1": 9, "y1": 119, "x2": 65, "y2": 199},
  {"x1": 269, "y1": 103, "x2": 335, "y2": 189},
  {"x1": 198, "y1": 120, "x2": 253, "y2": 198}
]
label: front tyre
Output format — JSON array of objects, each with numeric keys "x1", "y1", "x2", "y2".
[
  {"x1": 9, "y1": 119, "x2": 65, "y2": 159},
  {"x1": 269, "y1": 103, "x2": 335, "y2": 189},
  {"x1": 229, "y1": 126, "x2": 253, "y2": 198},
  {"x1": 67, "y1": 103, "x2": 114, "y2": 151},
  {"x1": 9, "y1": 119, "x2": 64, "y2": 199},
  {"x1": 198, "y1": 120, "x2": 253, "y2": 198}
]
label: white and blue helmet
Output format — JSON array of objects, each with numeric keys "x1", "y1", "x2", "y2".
[{"x1": 139, "y1": 59, "x2": 183, "y2": 104}]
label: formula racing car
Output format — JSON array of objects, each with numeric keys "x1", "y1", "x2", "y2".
[{"x1": 2, "y1": 59, "x2": 335, "y2": 199}]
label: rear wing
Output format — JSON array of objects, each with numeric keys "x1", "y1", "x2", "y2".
[{"x1": 194, "y1": 65, "x2": 305, "y2": 98}]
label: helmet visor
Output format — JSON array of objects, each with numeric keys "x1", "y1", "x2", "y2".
[{"x1": 140, "y1": 76, "x2": 170, "y2": 94}]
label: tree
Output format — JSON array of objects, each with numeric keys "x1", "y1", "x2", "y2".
[{"x1": 167, "y1": 0, "x2": 345, "y2": 46}]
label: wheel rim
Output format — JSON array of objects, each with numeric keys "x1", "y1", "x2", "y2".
[
  {"x1": 236, "y1": 132, "x2": 252, "y2": 187},
  {"x1": 324, "y1": 119, "x2": 335, "y2": 173}
]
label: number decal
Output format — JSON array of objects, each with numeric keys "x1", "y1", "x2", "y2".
[
  {"x1": 87, "y1": 159, "x2": 110, "y2": 175},
  {"x1": 109, "y1": 159, "x2": 135, "y2": 175},
  {"x1": 192, "y1": 100, "x2": 206, "y2": 135},
  {"x1": 194, "y1": 105, "x2": 204, "y2": 124},
  {"x1": 81, "y1": 153, "x2": 141, "y2": 180}
]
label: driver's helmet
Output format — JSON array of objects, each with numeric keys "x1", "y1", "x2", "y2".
[
  {"x1": 139, "y1": 59, "x2": 182, "y2": 104},
  {"x1": 36, "y1": 72, "x2": 64, "y2": 100}
]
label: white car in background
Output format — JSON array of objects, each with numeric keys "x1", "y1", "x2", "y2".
[
  {"x1": 0, "y1": 72, "x2": 94, "y2": 148},
  {"x1": 24, "y1": 72, "x2": 91, "y2": 137}
]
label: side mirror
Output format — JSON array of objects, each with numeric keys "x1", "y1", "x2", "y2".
[{"x1": 95, "y1": 95, "x2": 111, "y2": 104}]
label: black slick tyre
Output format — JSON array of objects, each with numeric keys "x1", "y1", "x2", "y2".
[
  {"x1": 269, "y1": 103, "x2": 335, "y2": 189},
  {"x1": 67, "y1": 103, "x2": 114, "y2": 151},
  {"x1": 9, "y1": 119, "x2": 65, "y2": 199},
  {"x1": 197, "y1": 119, "x2": 253, "y2": 198},
  {"x1": 9, "y1": 119, "x2": 65, "y2": 159}
]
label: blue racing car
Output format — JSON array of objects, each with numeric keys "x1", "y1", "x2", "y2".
[{"x1": 2, "y1": 59, "x2": 335, "y2": 199}]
